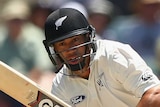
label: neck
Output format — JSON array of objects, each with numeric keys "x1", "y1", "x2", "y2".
[
  {"x1": 73, "y1": 67, "x2": 90, "y2": 79},
  {"x1": 72, "y1": 57, "x2": 90, "y2": 79}
]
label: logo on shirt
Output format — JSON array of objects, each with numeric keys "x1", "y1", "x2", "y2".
[
  {"x1": 55, "y1": 16, "x2": 67, "y2": 30},
  {"x1": 70, "y1": 95, "x2": 85, "y2": 105},
  {"x1": 97, "y1": 72, "x2": 104, "y2": 87},
  {"x1": 97, "y1": 78, "x2": 104, "y2": 87},
  {"x1": 141, "y1": 72, "x2": 153, "y2": 81}
]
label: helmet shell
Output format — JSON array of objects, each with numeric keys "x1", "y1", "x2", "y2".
[{"x1": 44, "y1": 8, "x2": 90, "y2": 45}]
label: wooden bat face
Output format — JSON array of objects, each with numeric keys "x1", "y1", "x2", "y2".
[{"x1": 0, "y1": 61, "x2": 71, "y2": 107}]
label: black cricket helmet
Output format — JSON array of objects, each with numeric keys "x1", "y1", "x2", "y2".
[{"x1": 43, "y1": 8, "x2": 96, "y2": 73}]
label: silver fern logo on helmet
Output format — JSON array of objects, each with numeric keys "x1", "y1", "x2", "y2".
[{"x1": 55, "y1": 16, "x2": 67, "y2": 30}]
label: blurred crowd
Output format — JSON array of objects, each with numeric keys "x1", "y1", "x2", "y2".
[{"x1": 0, "y1": 0, "x2": 160, "y2": 106}]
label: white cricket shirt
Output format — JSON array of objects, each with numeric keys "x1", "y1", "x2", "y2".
[{"x1": 51, "y1": 40, "x2": 160, "y2": 107}]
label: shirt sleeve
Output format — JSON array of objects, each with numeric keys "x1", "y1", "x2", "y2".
[{"x1": 110, "y1": 43, "x2": 160, "y2": 98}]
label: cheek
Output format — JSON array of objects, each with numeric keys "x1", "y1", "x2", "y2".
[
  {"x1": 77, "y1": 46, "x2": 86, "y2": 55},
  {"x1": 59, "y1": 53, "x2": 66, "y2": 59}
]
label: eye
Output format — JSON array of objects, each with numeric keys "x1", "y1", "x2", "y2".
[
  {"x1": 73, "y1": 37, "x2": 79, "y2": 42},
  {"x1": 73, "y1": 36, "x2": 83, "y2": 44},
  {"x1": 59, "y1": 42, "x2": 65, "y2": 46}
]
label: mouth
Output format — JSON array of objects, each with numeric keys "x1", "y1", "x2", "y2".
[{"x1": 68, "y1": 57, "x2": 82, "y2": 65}]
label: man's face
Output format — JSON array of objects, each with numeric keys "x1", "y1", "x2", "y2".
[{"x1": 53, "y1": 35, "x2": 87, "y2": 65}]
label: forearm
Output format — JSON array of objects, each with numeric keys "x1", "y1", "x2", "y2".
[{"x1": 137, "y1": 85, "x2": 160, "y2": 107}]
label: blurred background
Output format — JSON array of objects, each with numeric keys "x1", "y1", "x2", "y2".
[{"x1": 0, "y1": 0, "x2": 160, "y2": 106}]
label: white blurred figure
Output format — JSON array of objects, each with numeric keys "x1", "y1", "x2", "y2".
[
  {"x1": 0, "y1": 0, "x2": 32, "y2": 75},
  {"x1": 60, "y1": 1, "x2": 88, "y2": 18},
  {"x1": 87, "y1": 0, "x2": 114, "y2": 40},
  {"x1": 38, "y1": 0, "x2": 71, "y2": 10},
  {"x1": 0, "y1": 0, "x2": 54, "y2": 76}
]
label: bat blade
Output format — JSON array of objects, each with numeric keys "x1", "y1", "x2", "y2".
[{"x1": 0, "y1": 61, "x2": 71, "y2": 107}]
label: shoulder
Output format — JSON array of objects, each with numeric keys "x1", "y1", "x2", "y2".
[
  {"x1": 95, "y1": 39, "x2": 133, "y2": 54},
  {"x1": 53, "y1": 66, "x2": 70, "y2": 86},
  {"x1": 94, "y1": 40, "x2": 137, "y2": 69},
  {"x1": 96, "y1": 39, "x2": 128, "y2": 47},
  {"x1": 95, "y1": 39, "x2": 146, "y2": 70}
]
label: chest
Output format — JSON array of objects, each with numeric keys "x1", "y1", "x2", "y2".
[{"x1": 65, "y1": 68, "x2": 139, "y2": 107}]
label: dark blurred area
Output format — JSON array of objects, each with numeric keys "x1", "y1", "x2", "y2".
[{"x1": 0, "y1": 91, "x2": 24, "y2": 107}]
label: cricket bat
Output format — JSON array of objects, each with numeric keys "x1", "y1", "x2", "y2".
[{"x1": 0, "y1": 61, "x2": 72, "y2": 107}]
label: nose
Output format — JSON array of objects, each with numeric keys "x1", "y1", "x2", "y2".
[{"x1": 67, "y1": 45, "x2": 78, "y2": 54}]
